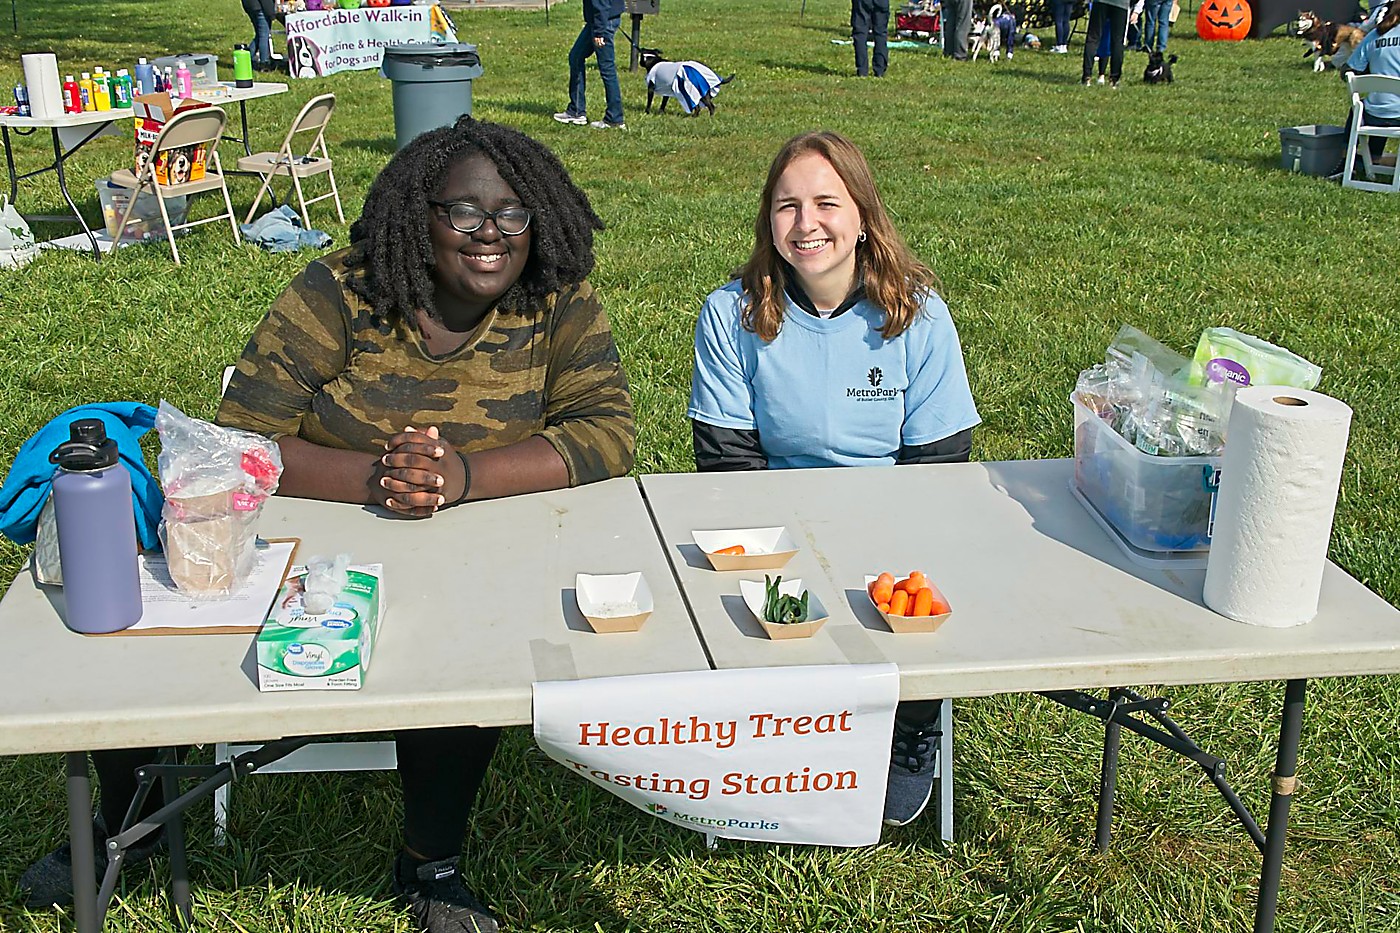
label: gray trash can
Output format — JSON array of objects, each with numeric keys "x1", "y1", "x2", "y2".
[{"x1": 381, "y1": 43, "x2": 483, "y2": 150}]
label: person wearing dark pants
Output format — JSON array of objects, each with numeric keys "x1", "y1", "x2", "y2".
[
  {"x1": 241, "y1": 0, "x2": 277, "y2": 69},
  {"x1": 941, "y1": 0, "x2": 973, "y2": 59},
  {"x1": 1051, "y1": 0, "x2": 1075, "y2": 52},
  {"x1": 1081, "y1": 0, "x2": 1129, "y2": 86},
  {"x1": 555, "y1": 0, "x2": 627, "y2": 130},
  {"x1": 851, "y1": 0, "x2": 891, "y2": 76}
]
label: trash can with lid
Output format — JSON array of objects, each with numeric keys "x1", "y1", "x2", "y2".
[{"x1": 381, "y1": 43, "x2": 483, "y2": 150}]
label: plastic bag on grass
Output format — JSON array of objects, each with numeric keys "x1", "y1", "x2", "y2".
[{"x1": 0, "y1": 194, "x2": 38, "y2": 269}]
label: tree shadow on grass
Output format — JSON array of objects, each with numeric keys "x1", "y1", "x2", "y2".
[
  {"x1": 341, "y1": 137, "x2": 398, "y2": 156},
  {"x1": 757, "y1": 59, "x2": 848, "y2": 77},
  {"x1": 492, "y1": 100, "x2": 563, "y2": 119},
  {"x1": 996, "y1": 66, "x2": 1090, "y2": 85}
]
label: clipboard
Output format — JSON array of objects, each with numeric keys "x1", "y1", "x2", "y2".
[{"x1": 96, "y1": 537, "x2": 300, "y2": 636}]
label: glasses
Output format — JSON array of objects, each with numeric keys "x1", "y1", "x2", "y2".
[{"x1": 428, "y1": 200, "x2": 532, "y2": 236}]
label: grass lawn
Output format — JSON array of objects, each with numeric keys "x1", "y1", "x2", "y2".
[{"x1": 2, "y1": 1, "x2": 1399, "y2": 930}]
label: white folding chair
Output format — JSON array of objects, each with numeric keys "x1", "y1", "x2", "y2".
[
  {"x1": 238, "y1": 93, "x2": 345, "y2": 226},
  {"x1": 212, "y1": 363, "x2": 397, "y2": 845},
  {"x1": 111, "y1": 106, "x2": 241, "y2": 265},
  {"x1": 1342, "y1": 73, "x2": 1400, "y2": 193}
]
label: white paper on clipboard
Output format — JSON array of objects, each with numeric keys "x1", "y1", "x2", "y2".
[{"x1": 120, "y1": 538, "x2": 298, "y2": 634}]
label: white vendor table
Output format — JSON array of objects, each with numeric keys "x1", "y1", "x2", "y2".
[
  {"x1": 0, "y1": 477, "x2": 709, "y2": 933},
  {"x1": 0, "y1": 82, "x2": 288, "y2": 260},
  {"x1": 639, "y1": 458, "x2": 1400, "y2": 933}
]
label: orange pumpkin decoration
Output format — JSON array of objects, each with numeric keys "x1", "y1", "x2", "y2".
[{"x1": 1197, "y1": 0, "x2": 1252, "y2": 40}]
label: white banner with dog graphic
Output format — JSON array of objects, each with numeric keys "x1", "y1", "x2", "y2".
[
  {"x1": 285, "y1": 5, "x2": 456, "y2": 77},
  {"x1": 533, "y1": 664, "x2": 898, "y2": 847}
]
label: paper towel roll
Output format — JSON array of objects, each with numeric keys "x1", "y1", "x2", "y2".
[
  {"x1": 1203, "y1": 385, "x2": 1352, "y2": 627},
  {"x1": 21, "y1": 54, "x2": 63, "y2": 119}
]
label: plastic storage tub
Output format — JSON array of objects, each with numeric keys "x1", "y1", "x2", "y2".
[
  {"x1": 96, "y1": 176, "x2": 188, "y2": 244},
  {"x1": 1279, "y1": 125, "x2": 1346, "y2": 177},
  {"x1": 1071, "y1": 395, "x2": 1221, "y2": 554}
]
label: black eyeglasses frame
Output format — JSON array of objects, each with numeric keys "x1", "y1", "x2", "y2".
[{"x1": 428, "y1": 200, "x2": 533, "y2": 236}]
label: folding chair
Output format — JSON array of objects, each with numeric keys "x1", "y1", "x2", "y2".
[
  {"x1": 110, "y1": 106, "x2": 241, "y2": 265},
  {"x1": 211, "y1": 363, "x2": 397, "y2": 845},
  {"x1": 1342, "y1": 73, "x2": 1400, "y2": 194},
  {"x1": 238, "y1": 93, "x2": 345, "y2": 226}
]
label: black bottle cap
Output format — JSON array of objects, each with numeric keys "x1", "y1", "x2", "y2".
[{"x1": 50, "y1": 418, "x2": 120, "y2": 471}]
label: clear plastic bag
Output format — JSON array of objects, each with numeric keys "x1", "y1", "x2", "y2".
[{"x1": 155, "y1": 400, "x2": 283, "y2": 598}]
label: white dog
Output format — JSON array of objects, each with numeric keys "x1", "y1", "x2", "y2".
[{"x1": 971, "y1": 4, "x2": 1005, "y2": 62}]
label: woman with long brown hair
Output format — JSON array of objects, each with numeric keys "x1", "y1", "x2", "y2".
[{"x1": 687, "y1": 130, "x2": 979, "y2": 828}]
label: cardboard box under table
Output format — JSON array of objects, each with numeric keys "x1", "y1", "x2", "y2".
[{"x1": 132, "y1": 92, "x2": 213, "y2": 185}]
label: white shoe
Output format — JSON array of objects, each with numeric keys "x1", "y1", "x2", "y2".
[
  {"x1": 1052, "y1": 44, "x2": 1068, "y2": 53},
  {"x1": 1097, "y1": 74, "x2": 1106, "y2": 85},
  {"x1": 1006, "y1": 50, "x2": 1013, "y2": 59},
  {"x1": 590, "y1": 119, "x2": 626, "y2": 130},
  {"x1": 552, "y1": 111, "x2": 587, "y2": 125}
]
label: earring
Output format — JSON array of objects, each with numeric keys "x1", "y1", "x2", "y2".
[{"x1": 857, "y1": 231, "x2": 867, "y2": 243}]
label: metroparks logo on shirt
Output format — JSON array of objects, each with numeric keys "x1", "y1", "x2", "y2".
[{"x1": 847, "y1": 366, "x2": 898, "y2": 401}]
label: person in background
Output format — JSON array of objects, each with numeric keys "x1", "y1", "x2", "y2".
[
  {"x1": 553, "y1": 0, "x2": 627, "y2": 130},
  {"x1": 852, "y1": 0, "x2": 891, "y2": 76},
  {"x1": 19, "y1": 117, "x2": 634, "y2": 933},
  {"x1": 1340, "y1": 4, "x2": 1400, "y2": 172},
  {"x1": 688, "y1": 130, "x2": 980, "y2": 828},
  {"x1": 1082, "y1": 0, "x2": 1129, "y2": 87},
  {"x1": 1140, "y1": 0, "x2": 1174, "y2": 53},
  {"x1": 242, "y1": 0, "x2": 278, "y2": 71},
  {"x1": 942, "y1": 0, "x2": 973, "y2": 60},
  {"x1": 1050, "y1": 0, "x2": 1075, "y2": 52}
]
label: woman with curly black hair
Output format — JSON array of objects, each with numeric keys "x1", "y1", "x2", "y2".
[{"x1": 17, "y1": 117, "x2": 634, "y2": 933}]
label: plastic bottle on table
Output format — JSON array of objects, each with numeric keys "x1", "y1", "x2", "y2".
[
  {"x1": 163, "y1": 66, "x2": 175, "y2": 96},
  {"x1": 93, "y1": 68, "x2": 112, "y2": 110},
  {"x1": 13, "y1": 83, "x2": 30, "y2": 117},
  {"x1": 48, "y1": 419, "x2": 143, "y2": 634},
  {"x1": 135, "y1": 57, "x2": 154, "y2": 96},
  {"x1": 175, "y1": 60, "x2": 192, "y2": 98},
  {"x1": 79, "y1": 72, "x2": 94, "y2": 111},
  {"x1": 114, "y1": 69, "x2": 133, "y2": 108},
  {"x1": 233, "y1": 44, "x2": 254, "y2": 88},
  {"x1": 62, "y1": 75, "x2": 81, "y2": 113}
]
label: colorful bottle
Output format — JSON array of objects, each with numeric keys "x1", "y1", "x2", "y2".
[
  {"x1": 135, "y1": 57, "x2": 154, "y2": 96},
  {"x1": 79, "y1": 72, "x2": 95, "y2": 111},
  {"x1": 233, "y1": 45, "x2": 254, "y2": 88},
  {"x1": 175, "y1": 60, "x2": 192, "y2": 98},
  {"x1": 62, "y1": 74, "x2": 81, "y2": 113},
  {"x1": 13, "y1": 83, "x2": 30, "y2": 117},
  {"x1": 114, "y1": 69, "x2": 133, "y2": 108},
  {"x1": 48, "y1": 420, "x2": 143, "y2": 634},
  {"x1": 163, "y1": 66, "x2": 175, "y2": 96},
  {"x1": 93, "y1": 68, "x2": 112, "y2": 110}
]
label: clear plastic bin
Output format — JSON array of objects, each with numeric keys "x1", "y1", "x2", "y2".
[
  {"x1": 96, "y1": 177, "x2": 188, "y2": 244},
  {"x1": 1071, "y1": 395, "x2": 1221, "y2": 553}
]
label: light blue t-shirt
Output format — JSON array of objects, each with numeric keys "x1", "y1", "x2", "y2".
[
  {"x1": 1348, "y1": 25, "x2": 1400, "y2": 119},
  {"x1": 688, "y1": 280, "x2": 981, "y2": 469}
]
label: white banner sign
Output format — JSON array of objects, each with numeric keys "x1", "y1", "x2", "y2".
[
  {"x1": 285, "y1": 5, "x2": 457, "y2": 77},
  {"x1": 533, "y1": 664, "x2": 899, "y2": 847}
]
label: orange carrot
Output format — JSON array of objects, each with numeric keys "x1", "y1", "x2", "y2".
[
  {"x1": 889, "y1": 589, "x2": 910, "y2": 616},
  {"x1": 912, "y1": 587, "x2": 934, "y2": 617},
  {"x1": 877, "y1": 602, "x2": 891, "y2": 613},
  {"x1": 907, "y1": 571, "x2": 928, "y2": 590},
  {"x1": 870, "y1": 573, "x2": 895, "y2": 605},
  {"x1": 714, "y1": 545, "x2": 746, "y2": 555}
]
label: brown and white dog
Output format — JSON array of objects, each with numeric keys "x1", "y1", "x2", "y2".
[{"x1": 1297, "y1": 11, "x2": 1368, "y2": 73}]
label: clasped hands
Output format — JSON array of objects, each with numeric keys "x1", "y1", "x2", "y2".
[{"x1": 372, "y1": 426, "x2": 469, "y2": 518}]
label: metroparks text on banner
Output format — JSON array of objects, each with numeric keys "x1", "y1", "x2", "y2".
[{"x1": 533, "y1": 664, "x2": 899, "y2": 847}]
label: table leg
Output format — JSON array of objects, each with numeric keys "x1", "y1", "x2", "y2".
[
  {"x1": 67, "y1": 752, "x2": 100, "y2": 933},
  {"x1": 161, "y1": 758, "x2": 194, "y2": 927},
  {"x1": 1095, "y1": 688, "x2": 1124, "y2": 852},
  {"x1": 49, "y1": 128, "x2": 101, "y2": 261},
  {"x1": 3, "y1": 124, "x2": 17, "y2": 204},
  {"x1": 1253, "y1": 678, "x2": 1306, "y2": 933},
  {"x1": 239, "y1": 100, "x2": 253, "y2": 157}
]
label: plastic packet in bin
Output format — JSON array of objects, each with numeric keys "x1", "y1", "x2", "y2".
[{"x1": 155, "y1": 400, "x2": 283, "y2": 598}]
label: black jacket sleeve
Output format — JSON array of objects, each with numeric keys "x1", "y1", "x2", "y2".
[
  {"x1": 692, "y1": 419, "x2": 768, "y2": 472},
  {"x1": 896, "y1": 427, "x2": 974, "y2": 466}
]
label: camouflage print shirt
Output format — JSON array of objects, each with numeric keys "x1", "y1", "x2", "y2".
[{"x1": 215, "y1": 248, "x2": 635, "y2": 486}]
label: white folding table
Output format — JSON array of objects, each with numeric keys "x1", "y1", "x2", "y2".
[
  {"x1": 639, "y1": 459, "x2": 1400, "y2": 933},
  {"x1": 0, "y1": 477, "x2": 710, "y2": 933},
  {"x1": 0, "y1": 82, "x2": 288, "y2": 259}
]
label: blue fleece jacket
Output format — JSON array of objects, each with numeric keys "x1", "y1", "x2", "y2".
[{"x1": 0, "y1": 402, "x2": 163, "y2": 549}]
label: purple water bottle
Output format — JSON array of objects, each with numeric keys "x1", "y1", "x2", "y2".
[{"x1": 49, "y1": 420, "x2": 143, "y2": 633}]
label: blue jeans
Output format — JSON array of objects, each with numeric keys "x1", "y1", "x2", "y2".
[
  {"x1": 567, "y1": 15, "x2": 623, "y2": 125},
  {"x1": 242, "y1": 0, "x2": 272, "y2": 65},
  {"x1": 1052, "y1": 0, "x2": 1074, "y2": 47},
  {"x1": 1142, "y1": 0, "x2": 1172, "y2": 53}
]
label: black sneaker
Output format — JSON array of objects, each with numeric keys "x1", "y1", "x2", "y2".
[
  {"x1": 392, "y1": 854, "x2": 500, "y2": 933},
  {"x1": 882, "y1": 710, "x2": 942, "y2": 827},
  {"x1": 18, "y1": 819, "x2": 164, "y2": 909}
]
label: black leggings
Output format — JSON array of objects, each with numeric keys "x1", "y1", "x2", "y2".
[
  {"x1": 1082, "y1": 4, "x2": 1128, "y2": 82},
  {"x1": 92, "y1": 726, "x2": 502, "y2": 860}
]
